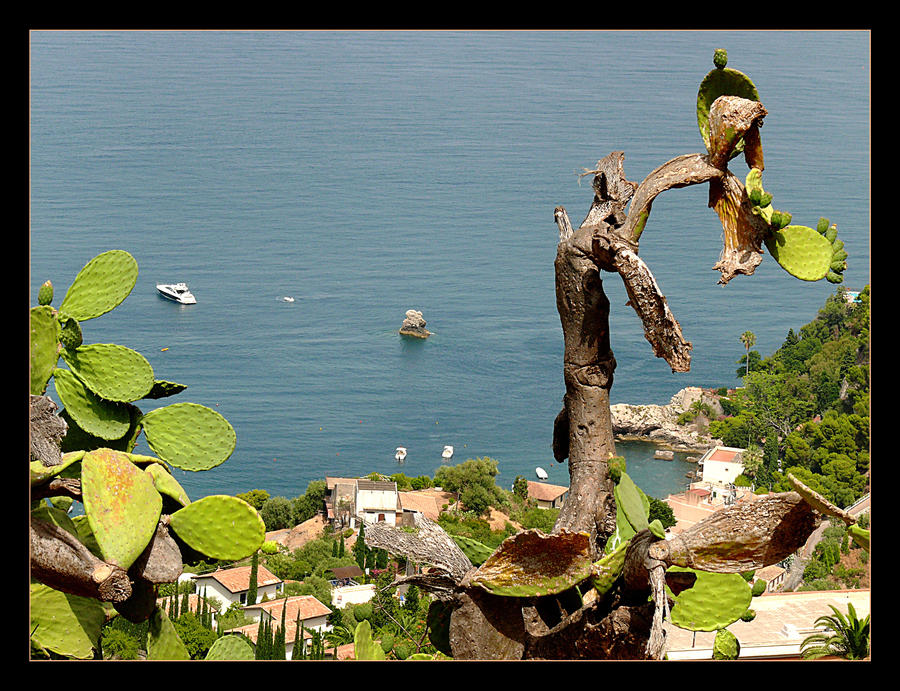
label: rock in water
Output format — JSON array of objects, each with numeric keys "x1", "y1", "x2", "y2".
[{"x1": 399, "y1": 309, "x2": 432, "y2": 339}]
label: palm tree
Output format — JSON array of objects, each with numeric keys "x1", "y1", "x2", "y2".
[
  {"x1": 739, "y1": 330, "x2": 756, "y2": 377},
  {"x1": 800, "y1": 603, "x2": 870, "y2": 660}
]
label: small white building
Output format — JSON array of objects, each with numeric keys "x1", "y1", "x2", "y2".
[
  {"x1": 356, "y1": 479, "x2": 401, "y2": 525},
  {"x1": 191, "y1": 564, "x2": 284, "y2": 609},
  {"x1": 698, "y1": 446, "x2": 745, "y2": 486}
]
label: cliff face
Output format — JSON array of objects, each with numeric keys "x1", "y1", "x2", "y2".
[{"x1": 610, "y1": 386, "x2": 723, "y2": 451}]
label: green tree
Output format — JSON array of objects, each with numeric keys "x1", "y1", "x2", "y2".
[
  {"x1": 512, "y1": 476, "x2": 529, "y2": 501},
  {"x1": 647, "y1": 496, "x2": 676, "y2": 529},
  {"x1": 247, "y1": 551, "x2": 259, "y2": 607},
  {"x1": 739, "y1": 330, "x2": 756, "y2": 377},
  {"x1": 172, "y1": 611, "x2": 218, "y2": 659},
  {"x1": 260, "y1": 496, "x2": 295, "y2": 531},
  {"x1": 800, "y1": 604, "x2": 869, "y2": 660},
  {"x1": 236, "y1": 489, "x2": 270, "y2": 511},
  {"x1": 292, "y1": 480, "x2": 327, "y2": 525},
  {"x1": 434, "y1": 457, "x2": 507, "y2": 517},
  {"x1": 100, "y1": 627, "x2": 140, "y2": 660}
]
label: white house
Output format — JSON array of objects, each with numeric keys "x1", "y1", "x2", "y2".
[
  {"x1": 526, "y1": 480, "x2": 569, "y2": 510},
  {"x1": 191, "y1": 564, "x2": 284, "y2": 609},
  {"x1": 356, "y1": 479, "x2": 400, "y2": 525},
  {"x1": 698, "y1": 446, "x2": 745, "y2": 486}
]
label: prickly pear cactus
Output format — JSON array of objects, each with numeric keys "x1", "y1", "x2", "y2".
[
  {"x1": 451, "y1": 534, "x2": 495, "y2": 566},
  {"x1": 205, "y1": 634, "x2": 256, "y2": 660},
  {"x1": 697, "y1": 49, "x2": 760, "y2": 159},
  {"x1": 30, "y1": 250, "x2": 254, "y2": 660},
  {"x1": 353, "y1": 620, "x2": 387, "y2": 660},
  {"x1": 168, "y1": 495, "x2": 266, "y2": 561},
  {"x1": 666, "y1": 566, "x2": 752, "y2": 632},
  {"x1": 470, "y1": 529, "x2": 593, "y2": 597},
  {"x1": 712, "y1": 627, "x2": 741, "y2": 660}
]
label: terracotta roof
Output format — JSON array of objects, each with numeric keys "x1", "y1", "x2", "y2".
[
  {"x1": 196, "y1": 564, "x2": 282, "y2": 593},
  {"x1": 398, "y1": 491, "x2": 445, "y2": 520},
  {"x1": 243, "y1": 594, "x2": 332, "y2": 622},
  {"x1": 326, "y1": 476, "x2": 359, "y2": 490},
  {"x1": 329, "y1": 565, "x2": 365, "y2": 580},
  {"x1": 526, "y1": 480, "x2": 569, "y2": 502},
  {"x1": 756, "y1": 564, "x2": 786, "y2": 580},
  {"x1": 334, "y1": 642, "x2": 356, "y2": 660},
  {"x1": 707, "y1": 447, "x2": 743, "y2": 463}
]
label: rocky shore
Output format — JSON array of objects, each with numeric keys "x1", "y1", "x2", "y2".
[{"x1": 611, "y1": 386, "x2": 724, "y2": 452}]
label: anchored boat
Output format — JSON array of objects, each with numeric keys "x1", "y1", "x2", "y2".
[{"x1": 157, "y1": 282, "x2": 196, "y2": 305}]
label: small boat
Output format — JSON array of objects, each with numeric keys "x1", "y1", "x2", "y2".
[
  {"x1": 441, "y1": 445, "x2": 454, "y2": 461},
  {"x1": 283, "y1": 296, "x2": 295, "y2": 303},
  {"x1": 157, "y1": 282, "x2": 196, "y2": 305},
  {"x1": 535, "y1": 467, "x2": 548, "y2": 480},
  {"x1": 395, "y1": 447, "x2": 407, "y2": 462}
]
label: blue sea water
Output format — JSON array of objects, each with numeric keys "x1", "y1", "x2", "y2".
[{"x1": 29, "y1": 30, "x2": 870, "y2": 504}]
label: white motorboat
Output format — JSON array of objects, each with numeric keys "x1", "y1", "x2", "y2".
[
  {"x1": 535, "y1": 467, "x2": 548, "y2": 480},
  {"x1": 442, "y1": 445, "x2": 454, "y2": 461},
  {"x1": 283, "y1": 296, "x2": 295, "y2": 303},
  {"x1": 395, "y1": 447, "x2": 407, "y2": 462},
  {"x1": 157, "y1": 283, "x2": 196, "y2": 305}
]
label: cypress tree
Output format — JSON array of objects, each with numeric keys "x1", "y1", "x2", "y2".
[
  {"x1": 274, "y1": 602, "x2": 287, "y2": 660},
  {"x1": 181, "y1": 590, "x2": 189, "y2": 619},
  {"x1": 339, "y1": 535, "x2": 345, "y2": 557},
  {"x1": 255, "y1": 617, "x2": 265, "y2": 659},
  {"x1": 291, "y1": 612, "x2": 301, "y2": 660},
  {"x1": 332, "y1": 540, "x2": 338, "y2": 557},
  {"x1": 247, "y1": 551, "x2": 259, "y2": 606}
]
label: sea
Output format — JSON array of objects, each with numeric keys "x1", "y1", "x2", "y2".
[{"x1": 29, "y1": 30, "x2": 870, "y2": 505}]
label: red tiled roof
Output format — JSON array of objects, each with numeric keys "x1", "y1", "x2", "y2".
[
  {"x1": 243, "y1": 594, "x2": 332, "y2": 622},
  {"x1": 526, "y1": 480, "x2": 569, "y2": 502},
  {"x1": 707, "y1": 448, "x2": 741, "y2": 462},
  {"x1": 197, "y1": 564, "x2": 282, "y2": 593}
]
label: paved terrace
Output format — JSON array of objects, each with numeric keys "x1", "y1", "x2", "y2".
[{"x1": 664, "y1": 589, "x2": 870, "y2": 660}]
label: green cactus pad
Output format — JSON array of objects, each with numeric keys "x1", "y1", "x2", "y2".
[
  {"x1": 53, "y1": 367, "x2": 133, "y2": 440},
  {"x1": 30, "y1": 582, "x2": 105, "y2": 660},
  {"x1": 667, "y1": 566, "x2": 752, "y2": 632},
  {"x1": 764, "y1": 225, "x2": 834, "y2": 281},
  {"x1": 30, "y1": 306, "x2": 59, "y2": 395},
  {"x1": 31, "y1": 502, "x2": 80, "y2": 539},
  {"x1": 61, "y1": 343, "x2": 155, "y2": 403},
  {"x1": 848, "y1": 524, "x2": 870, "y2": 551},
  {"x1": 81, "y1": 448, "x2": 162, "y2": 570},
  {"x1": 144, "y1": 463, "x2": 191, "y2": 508},
  {"x1": 71, "y1": 514, "x2": 104, "y2": 560},
  {"x1": 168, "y1": 495, "x2": 265, "y2": 561},
  {"x1": 354, "y1": 620, "x2": 386, "y2": 660},
  {"x1": 58, "y1": 404, "x2": 143, "y2": 454},
  {"x1": 605, "y1": 497, "x2": 637, "y2": 554},
  {"x1": 451, "y1": 534, "x2": 495, "y2": 566},
  {"x1": 697, "y1": 55, "x2": 759, "y2": 155},
  {"x1": 140, "y1": 402, "x2": 236, "y2": 471},
  {"x1": 58, "y1": 249, "x2": 138, "y2": 321},
  {"x1": 471, "y1": 529, "x2": 592, "y2": 597},
  {"x1": 649, "y1": 519, "x2": 666, "y2": 539},
  {"x1": 591, "y1": 537, "x2": 630, "y2": 595},
  {"x1": 713, "y1": 628, "x2": 741, "y2": 659},
  {"x1": 147, "y1": 607, "x2": 190, "y2": 660},
  {"x1": 615, "y1": 472, "x2": 649, "y2": 532},
  {"x1": 30, "y1": 450, "x2": 84, "y2": 487},
  {"x1": 205, "y1": 634, "x2": 256, "y2": 660},
  {"x1": 38, "y1": 279, "x2": 54, "y2": 306},
  {"x1": 143, "y1": 379, "x2": 188, "y2": 400}
]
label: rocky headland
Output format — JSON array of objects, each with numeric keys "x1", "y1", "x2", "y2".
[{"x1": 611, "y1": 386, "x2": 725, "y2": 452}]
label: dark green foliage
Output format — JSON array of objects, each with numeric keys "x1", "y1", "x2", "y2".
[
  {"x1": 236, "y1": 488, "x2": 270, "y2": 511},
  {"x1": 260, "y1": 496, "x2": 294, "y2": 531},
  {"x1": 247, "y1": 551, "x2": 259, "y2": 607},
  {"x1": 434, "y1": 457, "x2": 508, "y2": 517},
  {"x1": 647, "y1": 496, "x2": 677, "y2": 529}
]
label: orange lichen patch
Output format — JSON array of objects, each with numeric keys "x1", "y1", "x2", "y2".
[{"x1": 471, "y1": 530, "x2": 592, "y2": 597}]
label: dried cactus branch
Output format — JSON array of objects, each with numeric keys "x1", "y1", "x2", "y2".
[
  {"x1": 30, "y1": 515, "x2": 132, "y2": 603},
  {"x1": 362, "y1": 513, "x2": 474, "y2": 581}
]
